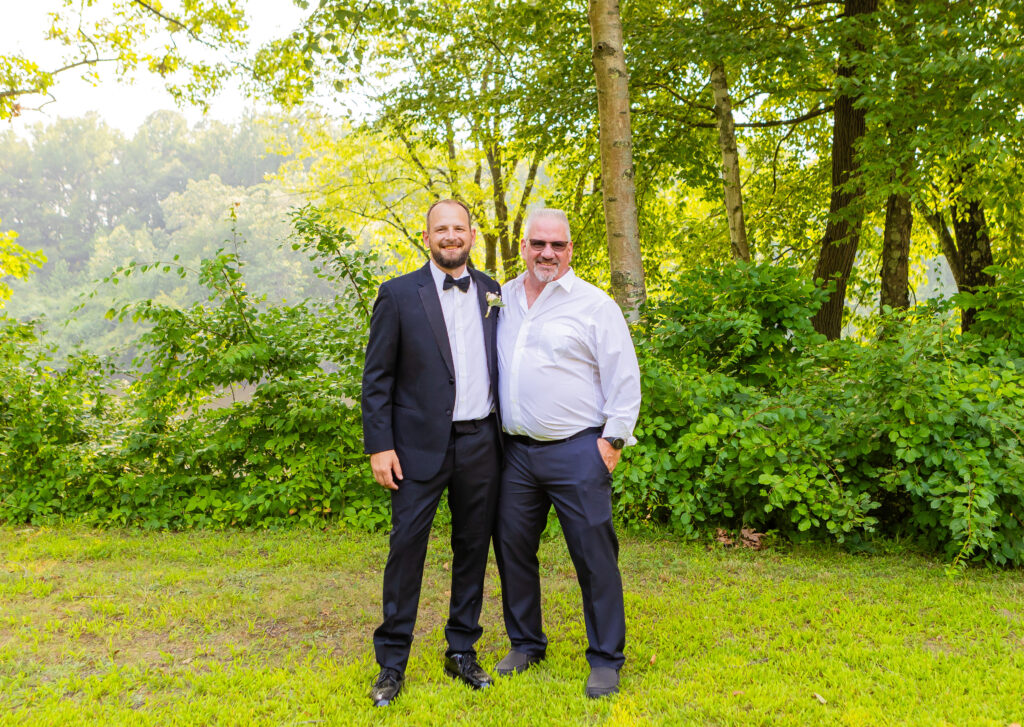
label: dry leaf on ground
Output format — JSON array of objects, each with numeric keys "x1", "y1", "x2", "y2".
[{"x1": 740, "y1": 528, "x2": 765, "y2": 550}]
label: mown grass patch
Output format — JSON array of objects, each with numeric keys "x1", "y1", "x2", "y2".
[{"x1": 1, "y1": 526, "x2": 1022, "y2": 726}]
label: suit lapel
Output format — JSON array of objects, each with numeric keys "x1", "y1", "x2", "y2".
[{"x1": 417, "y1": 264, "x2": 455, "y2": 377}]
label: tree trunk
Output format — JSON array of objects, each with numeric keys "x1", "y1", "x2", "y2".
[
  {"x1": 879, "y1": 190, "x2": 912, "y2": 311},
  {"x1": 709, "y1": 61, "x2": 750, "y2": 262},
  {"x1": 511, "y1": 149, "x2": 543, "y2": 246},
  {"x1": 484, "y1": 141, "x2": 517, "y2": 277},
  {"x1": 919, "y1": 203, "x2": 963, "y2": 288},
  {"x1": 951, "y1": 198, "x2": 995, "y2": 332},
  {"x1": 484, "y1": 231, "x2": 498, "y2": 276},
  {"x1": 810, "y1": 0, "x2": 878, "y2": 339},
  {"x1": 588, "y1": 0, "x2": 646, "y2": 319}
]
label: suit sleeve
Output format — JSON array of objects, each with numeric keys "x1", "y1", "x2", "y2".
[{"x1": 361, "y1": 284, "x2": 399, "y2": 454}]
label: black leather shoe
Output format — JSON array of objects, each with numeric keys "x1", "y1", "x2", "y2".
[
  {"x1": 494, "y1": 649, "x2": 544, "y2": 676},
  {"x1": 370, "y1": 667, "x2": 404, "y2": 706},
  {"x1": 443, "y1": 652, "x2": 493, "y2": 690},
  {"x1": 585, "y1": 667, "x2": 619, "y2": 699}
]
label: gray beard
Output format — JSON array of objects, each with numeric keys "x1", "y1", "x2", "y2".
[{"x1": 531, "y1": 263, "x2": 558, "y2": 284}]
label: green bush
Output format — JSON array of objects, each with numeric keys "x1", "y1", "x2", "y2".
[
  {"x1": 5, "y1": 240, "x2": 1024, "y2": 565},
  {"x1": 958, "y1": 265, "x2": 1024, "y2": 361},
  {"x1": 618, "y1": 263, "x2": 1024, "y2": 565},
  {"x1": 0, "y1": 318, "x2": 125, "y2": 522},
  {"x1": 0, "y1": 210, "x2": 389, "y2": 530}
]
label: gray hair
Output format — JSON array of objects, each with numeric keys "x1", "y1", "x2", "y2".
[{"x1": 523, "y1": 208, "x2": 571, "y2": 243}]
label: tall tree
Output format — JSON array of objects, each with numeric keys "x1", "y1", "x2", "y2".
[
  {"x1": 857, "y1": 0, "x2": 1024, "y2": 321},
  {"x1": 810, "y1": 0, "x2": 879, "y2": 339},
  {"x1": 589, "y1": 0, "x2": 647, "y2": 315},
  {"x1": 708, "y1": 60, "x2": 750, "y2": 262},
  {"x1": 951, "y1": 195, "x2": 996, "y2": 332}
]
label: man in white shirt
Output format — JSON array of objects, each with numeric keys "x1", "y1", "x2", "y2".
[{"x1": 493, "y1": 208, "x2": 641, "y2": 699}]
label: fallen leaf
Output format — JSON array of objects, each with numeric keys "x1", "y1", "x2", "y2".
[
  {"x1": 740, "y1": 527, "x2": 766, "y2": 550},
  {"x1": 649, "y1": 654, "x2": 656, "y2": 665},
  {"x1": 732, "y1": 690, "x2": 744, "y2": 696},
  {"x1": 813, "y1": 693, "x2": 827, "y2": 705},
  {"x1": 715, "y1": 528, "x2": 734, "y2": 546}
]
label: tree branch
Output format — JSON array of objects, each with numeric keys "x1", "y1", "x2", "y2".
[
  {"x1": 130, "y1": 0, "x2": 210, "y2": 46},
  {"x1": 640, "y1": 103, "x2": 833, "y2": 130},
  {"x1": 917, "y1": 200, "x2": 963, "y2": 288}
]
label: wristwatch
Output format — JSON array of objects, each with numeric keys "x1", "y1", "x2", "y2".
[{"x1": 602, "y1": 436, "x2": 625, "y2": 450}]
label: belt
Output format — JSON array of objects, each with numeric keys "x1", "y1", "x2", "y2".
[
  {"x1": 505, "y1": 426, "x2": 602, "y2": 447},
  {"x1": 452, "y1": 412, "x2": 496, "y2": 435}
]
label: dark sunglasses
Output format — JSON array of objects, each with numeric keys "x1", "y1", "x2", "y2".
[{"x1": 528, "y1": 239, "x2": 569, "y2": 252}]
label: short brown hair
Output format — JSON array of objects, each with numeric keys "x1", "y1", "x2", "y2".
[{"x1": 425, "y1": 199, "x2": 473, "y2": 232}]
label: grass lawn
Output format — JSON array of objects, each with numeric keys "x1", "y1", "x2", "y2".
[{"x1": 1, "y1": 525, "x2": 1022, "y2": 726}]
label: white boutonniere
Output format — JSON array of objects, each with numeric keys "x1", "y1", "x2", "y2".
[{"x1": 485, "y1": 291, "x2": 505, "y2": 318}]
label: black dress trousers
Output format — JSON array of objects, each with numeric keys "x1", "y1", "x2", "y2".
[
  {"x1": 373, "y1": 415, "x2": 500, "y2": 673},
  {"x1": 494, "y1": 431, "x2": 626, "y2": 670}
]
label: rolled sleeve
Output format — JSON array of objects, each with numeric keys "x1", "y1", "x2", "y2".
[{"x1": 595, "y1": 301, "x2": 642, "y2": 446}]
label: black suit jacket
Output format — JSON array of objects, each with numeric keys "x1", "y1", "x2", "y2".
[{"x1": 361, "y1": 263, "x2": 501, "y2": 481}]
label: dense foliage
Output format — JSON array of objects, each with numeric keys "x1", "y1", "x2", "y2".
[
  {"x1": 620, "y1": 263, "x2": 1024, "y2": 566},
  {"x1": 3, "y1": 231, "x2": 1023, "y2": 565},
  {"x1": 0, "y1": 213, "x2": 388, "y2": 531},
  {"x1": 3, "y1": 3, "x2": 1024, "y2": 567}
]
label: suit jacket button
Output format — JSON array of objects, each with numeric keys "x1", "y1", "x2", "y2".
[
  {"x1": 446, "y1": 409, "x2": 452, "y2": 416},
  {"x1": 449, "y1": 378, "x2": 455, "y2": 385}
]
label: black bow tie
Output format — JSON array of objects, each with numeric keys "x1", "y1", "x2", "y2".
[{"x1": 443, "y1": 274, "x2": 471, "y2": 293}]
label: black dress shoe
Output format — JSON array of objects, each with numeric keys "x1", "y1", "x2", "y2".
[
  {"x1": 585, "y1": 666, "x2": 620, "y2": 699},
  {"x1": 443, "y1": 652, "x2": 493, "y2": 690},
  {"x1": 370, "y1": 667, "x2": 404, "y2": 706},
  {"x1": 494, "y1": 649, "x2": 544, "y2": 676}
]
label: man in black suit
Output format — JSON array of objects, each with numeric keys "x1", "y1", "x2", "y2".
[{"x1": 361, "y1": 199, "x2": 502, "y2": 707}]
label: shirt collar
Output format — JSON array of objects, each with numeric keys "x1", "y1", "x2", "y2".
[
  {"x1": 553, "y1": 268, "x2": 577, "y2": 292},
  {"x1": 514, "y1": 267, "x2": 577, "y2": 294}
]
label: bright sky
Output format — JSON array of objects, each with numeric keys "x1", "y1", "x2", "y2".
[{"x1": 1, "y1": 0, "x2": 311, "y2": 137}]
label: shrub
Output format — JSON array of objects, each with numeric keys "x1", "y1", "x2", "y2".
[
  {"x1": 0, "y1": 210, "x2": 390, "y2": 531},
  {"x1": 618, "y1": 263, "x2": 1024, "y2": 565},
  {"x1": 0, "y1": 318, "x2": 125, "y2": 522}
]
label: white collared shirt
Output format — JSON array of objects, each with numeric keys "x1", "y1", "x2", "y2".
[
  {"x1": 429, "y1": 262, "x2": 493, "y2": 422},
  {"x1": 497, "y1": 269, "x2": 641, "y2": 444}
]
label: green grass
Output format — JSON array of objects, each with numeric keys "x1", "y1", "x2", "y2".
[{"x1": 1, "y1": 525, "x2": 1022, "y2": 726}]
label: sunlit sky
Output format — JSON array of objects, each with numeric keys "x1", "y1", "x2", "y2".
[{"x1": 2, "y1": 0, "x2": 311, "y2": 137}]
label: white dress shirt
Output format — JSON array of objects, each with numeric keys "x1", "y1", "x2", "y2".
[
  {"x1": 429, "y1": 262, "x2": 493, "y2": 422},
  {"x1": 497, "y1": 269, "x2": 641, "y2": 444}
]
